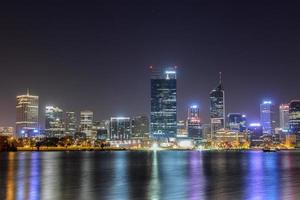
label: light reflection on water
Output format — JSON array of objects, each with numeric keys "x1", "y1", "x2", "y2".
[{"x1": 0, "y1": 151, "x2": 300, "y2": 200}]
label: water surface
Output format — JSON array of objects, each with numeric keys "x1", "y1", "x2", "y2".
[{"x1": 0, "y1": 151, "x2": 300, "y2": 200}]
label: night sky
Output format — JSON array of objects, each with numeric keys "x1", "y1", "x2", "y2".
[{"x1": 1, "y1": 1, "x2": 300, "y2": 126}]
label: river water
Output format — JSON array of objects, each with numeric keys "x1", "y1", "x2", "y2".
[{"x1": 0, "y1": 150, "x2": 299, "y2": 200}]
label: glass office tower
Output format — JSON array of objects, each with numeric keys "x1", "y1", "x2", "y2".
[
  {"x1": 260, "y1": 101, "x2": 276, "y2": 134},
  {"x1": 187, "y1": 105, "x2": 202, "y2": 139},
  {"x1": 150, "y1": 68, "x2": 177, "y2": 140},
  {"x1": 289, "y1": 100, "x2": 300, "y2": 147},
  {"x1": 210, "y1": 72, "x2": 225, "y2": 135},
  {"x1": 16, "y1": 90, "x2": 39, "y2": 137}
]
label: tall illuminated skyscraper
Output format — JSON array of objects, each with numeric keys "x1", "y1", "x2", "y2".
[
  {"x1": 45, "y1": 106, "x2": 64, "y2": 137},
  {"x1": 80, "y1": 110, "x2": 94, "y2": 138},
  {"x1": 150, "y1": 67, "x2": 177, "y2": 140},
  {"x1": 209, "y1": 72, "x2": 225, "y2": 134},
  {"x1": 279, "y1": 104, "x2": 289, "y2": 130},
  {"x1": 187, "y1": 105, "x2": 202, "y2": 139},
  {"x1": 65, "y1": 111, "x2": 77, "y2": 135},
  {"x1": 289, "y1": 100, "x2": 300, "y2": 146},
  {"x1": 260, "y1": 100, "x2": 276, "y2": 134},
  {"x1": 16, "y1": 89, "x2": 39, "y2": 137}
]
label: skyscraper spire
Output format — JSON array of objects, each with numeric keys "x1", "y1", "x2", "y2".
[
  {"x1": 27, "y1": 88, "x2": 30, "y2": 96},
  {"x1": 219, "y1": 72, "x2": 222, "y2": 85}
]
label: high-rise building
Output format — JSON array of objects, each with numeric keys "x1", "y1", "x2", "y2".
[
  {"x1": 289, "y1": 100, "x2": 300, "y2": 146},
  {"x1": 110, "y1": 117, "x2": 131, "y2": 140},
  {"x1": 65, "y1": 111, "x2": 77, "y2": 135},
  {"x1": 16, "y1": 89, "x2": 39, "y2": 137},
  {"x1": 279, "y1": 104, "x2": 289, "y2": 130},
  {"x1": 187, "y1": 105, "x2": 202, "y2": 139},
  {"x1": 177, "y1": 120, "x2": 187, "y2": 137},
  {"x1": 150, "y1": 67, "x2": 177, "y2": 140},
  {"x1": 45, "y1": 106, "x2": 64, "y2": 137},
  {"x1": 209, "y1": 72, "x2": 225, "y2": 135},
  {"x1": 260, "y1": 101, "x2": 276, "y2": 134},
  {"x1": 80, "y1": 110, "x2": 94, "y2": 138},
  {"x1": 131, "y1": 116, "x2": 149, "y2": 139},
  {"x1": 248, "y1": 123, "x2": 264, "y2": 146},
  {"x1": 227, "y1": 113, "x2": 247, "y2": 132}
]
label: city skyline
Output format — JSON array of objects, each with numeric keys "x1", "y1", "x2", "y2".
[
  {"x1": 1, "y1": 69, "x2": 299, "y2": 128},
  {"x1": 1, "y1": 1, "x2": 300, "y2": 126}
]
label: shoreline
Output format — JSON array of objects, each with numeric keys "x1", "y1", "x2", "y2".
[{"x1": 0, "y1": 147, "x2": 297, "y2": 152}]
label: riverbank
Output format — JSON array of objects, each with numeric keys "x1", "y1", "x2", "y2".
[{"x1": 11, "y1": 146, "x2": 296, "y2": 152}]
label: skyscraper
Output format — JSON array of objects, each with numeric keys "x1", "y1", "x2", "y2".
[
  {"x1": 150, "y1": 67, "x2": 177, "y2": 140},
  {"x1": 80, "y1": 110, "x2": 94, "y2": 138},
  {"x1": 187, "y1": 105, "x2": 202, "y2": 139},
  {"x1": 279, "y1": 104, "x2": 289, "y2": 130},
  {"x1": 110, "y1": 117, "x2": 131, "y2": 140},
  {"x1": 227, "y1": 113, "x2": 247, "y2": 132},
  {"x1": 65, "y1": 111, "x2": 77, "y2": 135},
  {"x1": 209, "y1": 72, "x2": 225, "y2": 135},
  {"x1": 45, "y1": 106, "x2": 64, "y2": 137},
  {"x1": 289, "y1": 100, "x2": 300, "y2": 146},
  {"x1": 260, "y1": 101, "x2": 276, "y2": 134},
  {"x1": 16, "y1": 89, "x2": 39, "y2": 137},
  {"x1": 131, "y1": 115, "x2": 149, "y2": 139}
]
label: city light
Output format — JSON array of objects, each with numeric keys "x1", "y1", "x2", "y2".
[
  {"x1": 263, "y1": 101, "x2": 272, "y2": 104},
  {"x1": 249, "y1": 123, "x2": 261, "y2": 127}
]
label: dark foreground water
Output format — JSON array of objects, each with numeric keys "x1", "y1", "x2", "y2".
[{"x1": 0, "y1": 151, "x2": 300, "y2": 200}]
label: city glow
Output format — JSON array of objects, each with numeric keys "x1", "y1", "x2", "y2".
[
  {"x1": 263, "y1": 101, "x2": 272, "y2": 104},
  {"x1": 249, "y1": 123, "x2": 261, "y2": 127},
  {"x1": 165, "y1": 70, "x2": 176, "y2": 74}
]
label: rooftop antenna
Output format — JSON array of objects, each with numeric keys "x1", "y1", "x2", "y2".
[
  {"x1": 27, "y1": 88, "x2": 30, "y2": 95},
  {"x1": 219, "y1": 72, "x2": 222, "y2": 85}
]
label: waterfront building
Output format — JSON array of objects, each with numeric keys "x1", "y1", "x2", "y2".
[
  {"x1": 260, "y1": 101, "x2": 276, "y2": 135},
  {"x1": 279, "y1": 104, "x2": 289, "y2": 130},
  {"x1": 131, "y1": 116, "x2": 149, "y2": 139},
  {"x1": 202, "y1": 124, "x2": 211, "y2": 140},
  {"x1": 150, "y1": 67, "x2": 177, "y2": 140},
  {"x1": 227, "y1": 113, "x2": 247, "y2": 132},
  {"x1": 65, "y1": 111, "x2": 77, "y2": 135},
  {"x1": 187, "y1": 105, "x2": 202, "y2": 139},
  {"x1": 289, "y1": 100, "x2": 300, "y2": 147},
  {"x1": 80, "y1": 110, "x2": 94, "y2": 138},
  {"x1": 248, "y1": 123, "x2": 264, "y2": 146},
  {"x1": 96, "y1": 129, "x2": 108, "y2": 140},
  {"x1": 177, "y1": 120, "x2": 188, "y2": 137},
  {"x1": 110, "y1": 117, "x2": 131, "y2": 140},
  {"x1": 45, "y1": 106, "x2": 64, "y2": 137},
  {"x1": 0, "y1": 127, "x2": 14, "y2": 136},
  {"x1": 213, "y1": 129, "x2": 249, "y2": 148},
  {"x1": 16, "y1": 89, "x2": 39, "y2": 137},
  {"x1": 210, "y1": 72, "x2": 225, "y2": 135}
]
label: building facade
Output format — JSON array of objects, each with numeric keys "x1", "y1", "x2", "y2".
[
  {"x1": 131, "y1": 116, "x2": 149, "y2": 139},
  {"x1": 210, "y1": 73, "x2": 225, "y2": 135},
  {"x1": 187, "y1": 105, "x2": 202, "y2": 139},
  {"x1": 260, "y1": 101, "x2": 276, "y2": 134},
  {"x1": 65, "y1": 111, "x2": 77, "y2": 135},
  {"x1": 45, "y1": 106, "x2": 64, "y2": 137},
  {"x1": 227, "y1": 113, "x2": 247, "y2": 132},
  {"x1": 150, "y1": 68, "x2": 177, "y2": 140},
  {"x1": 279, "y1": 104, "x2": 289, "y2": 130},
  {"x1": 289, "y1": 100, "x2": 300, "y2": 146},
  {"x1": 248, "y1": 123, "x2": 264, "y2": 146},
  {"x1": 16, "y1": 90, "x2": 39, "y2": 137},
  {"x1": 80, "y1": 110, "x2": 94, "y2": 138},
  {"x1": 110, "y1": 117, "x2": 131, "y2": 140}
]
